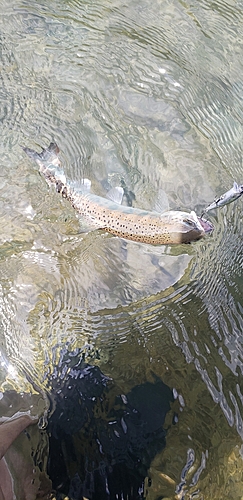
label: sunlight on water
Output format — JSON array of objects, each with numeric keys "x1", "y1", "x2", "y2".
[{"x1": 0, "y1": 0, "x2": 243, "y2": 498}]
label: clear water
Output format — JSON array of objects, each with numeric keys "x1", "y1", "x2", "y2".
[{"x1": 0, "y1": 0, "x2": 243, "y2": 498}]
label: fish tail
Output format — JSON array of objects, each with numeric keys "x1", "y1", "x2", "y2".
[
  {"x1": 45, "y1": 142, "x2": 60, "y2": 155},
  {"x1": 23, "y1": 143, "x2": 62, "y2": 186},
  {"x1": 23, "y1": 142, "x2": 66, "y2": 196},
  {"x1": 22, "y1": 142, "x2": 60, "y2": 163},
  {"x1": 22, "y1": 145, "x2": 41, "y2": 162}
]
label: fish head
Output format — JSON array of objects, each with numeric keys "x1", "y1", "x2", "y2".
[{"x1": 178, "y1": 211, "x2": 213, "y2": 243}]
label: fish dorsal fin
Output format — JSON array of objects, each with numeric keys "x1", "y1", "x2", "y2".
[
  {"x1": 81, "y1": 178, "x2": 91, "y2": 192},
  {"x1": 69, "y1": 178, "x2": 91, "y2": 193},
  {"x1": 107, "y1": 186, "x2": 124, "y2": 205},
  {"x1": 154, "y1": 188, "x2": 170, "y2": 213}
]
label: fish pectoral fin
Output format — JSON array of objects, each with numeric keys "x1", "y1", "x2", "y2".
[
  {"x1": 107, "y1": 186, "x2": 124, "y2": 205},
  {"x1": 233, "y1": 181, "x2": 239, "y2": 190}
]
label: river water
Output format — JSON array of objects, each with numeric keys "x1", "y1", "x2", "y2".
[{"x1": 0, "y1": 0, "x2": 243, "y2": 498}]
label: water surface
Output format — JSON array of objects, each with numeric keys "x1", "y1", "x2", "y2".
[{"x1": 0, "y1": 0, "x2": 243, "y2": 498}]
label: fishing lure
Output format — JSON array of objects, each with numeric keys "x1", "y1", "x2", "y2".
[{"x1": 202, "y1": 181, "x2": 243, "y2": 214}]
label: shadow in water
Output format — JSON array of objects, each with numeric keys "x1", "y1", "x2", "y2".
[{"x1": 46, "y1": 348, "x2": 174, "y2": 499}]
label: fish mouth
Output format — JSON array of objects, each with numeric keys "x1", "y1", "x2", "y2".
[{"x1": 198, "y1": 217, "x2": 214, "y2": 233}]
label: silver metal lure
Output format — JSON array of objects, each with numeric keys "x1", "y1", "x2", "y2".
[{"x1": 202, "y1": 181, "x2": 243, "y2": 215}]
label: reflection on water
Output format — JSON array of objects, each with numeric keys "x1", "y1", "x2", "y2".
[
  {"x1": 46, "y1": 348, "x2": 174, "y2": 499},
  {"x1": 0, "y1": 0, "x2": 243, "y2": 498}
]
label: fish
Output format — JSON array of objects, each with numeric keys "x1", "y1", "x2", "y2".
[
  {"x1": 202, "y1": 181, "x2": 243, "y2": 214},
  {"x1": 23, "y1": 142, "x2": 213, "y2": 245}
]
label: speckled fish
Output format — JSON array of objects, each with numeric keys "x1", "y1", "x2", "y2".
[
  {"x1": 203, "y1": 181, "x2": 243, "y2": 214},
  {"x1": 23, "y1": 143, "x2": 213, "y2": 245}
]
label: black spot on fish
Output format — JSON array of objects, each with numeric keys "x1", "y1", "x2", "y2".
[
  {"x1": 62, "y1": 186, "x2": 68, "y2": 198},
  {"x1": 56, "y1": 180, "x2": 63, "y2": 193}
]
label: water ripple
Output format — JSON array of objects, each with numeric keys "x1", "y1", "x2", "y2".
[{"x1": 1, "y1": 0, "x2": 243, "y2": 497}]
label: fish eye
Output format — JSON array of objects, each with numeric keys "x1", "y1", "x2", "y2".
[{"x1": 183, "y1": 218, "x2": 195, "y2": 227}]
